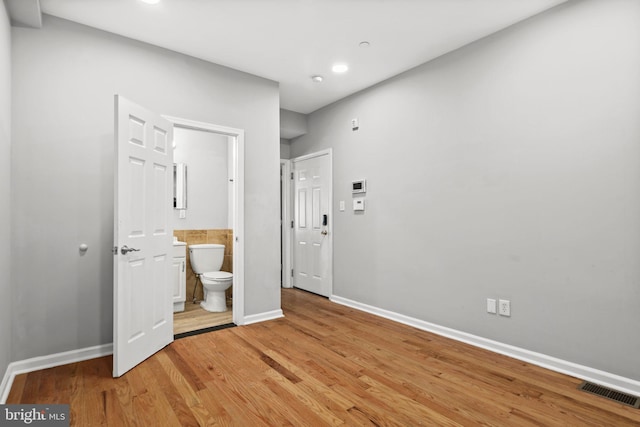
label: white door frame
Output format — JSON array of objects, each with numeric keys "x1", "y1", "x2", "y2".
[
  {"x1": 165, "y1": 116, "x2": 246, "y2": 325},
  {"x1": 280, "y1": 159, "x2": 293, "y2": 288},
  {"x1": 289, "y1": 148, "x2": 333, "y2": 296}
]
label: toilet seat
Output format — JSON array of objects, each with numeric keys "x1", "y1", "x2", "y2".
[{"x1": 202, "y1": 271, "x2": 233, "y2": 281}]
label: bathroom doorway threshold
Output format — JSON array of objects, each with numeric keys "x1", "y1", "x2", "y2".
[
  {"x1": 174, "y1": 323, "x2": 236, "y2": 340},
  {"x1": 174, "y1": 299, "x2": 233, "y2": 335}
]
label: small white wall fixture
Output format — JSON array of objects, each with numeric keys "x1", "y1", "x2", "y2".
[{"x1": 165, "y1": 116, "x2": 246, "y2": 325}]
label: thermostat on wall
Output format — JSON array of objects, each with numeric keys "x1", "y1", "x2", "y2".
[{"x1": 352, "y1": 179, "x2": 366, "y2": 194}]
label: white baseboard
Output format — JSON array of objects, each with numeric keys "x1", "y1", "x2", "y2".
[
  {"x1": 0, "y1": 343, "x2": 113, "y2": 404},
  {"x1": 330, "y1": 294, "x2": 640, "y2": 397},
  {"x1": 243, "y1": 309, "x2": 284, "y2": 326}
]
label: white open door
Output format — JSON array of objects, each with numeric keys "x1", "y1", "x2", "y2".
[
  {"x1": 114, "y1": 95, "x2": 174, "y2": 377},
  {"x1": 292, "y1": 150, "x2": 332, "y2": 297}
]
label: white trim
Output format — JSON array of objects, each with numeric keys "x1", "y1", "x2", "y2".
[
  {"x1": 291, "y1": 148, "x2": 332, "y2": 163},
  {"x1": 1, "y1": 344, "x2": 113, "y2": 403},
  {"x1": 243, "y1": 310, "x2": 284, "y2": 326},
  {"x1": 280, "y1": 159, "x2": 293, "y2": 288},
  {"x1": 330, "y1": 295, "x2": 640, "y2": 397},
  {"x1": 231, "y1": 130, "x2": 245, "y2": 326},
  {"x1": 164, "y1": 116, "x2": 246, "y2": 326}
]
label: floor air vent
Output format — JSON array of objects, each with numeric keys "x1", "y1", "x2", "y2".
[{"x1": 578, "y1": 381, "x2": 640, "y2": 408}]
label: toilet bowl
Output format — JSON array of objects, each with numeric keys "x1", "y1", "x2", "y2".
[
  {"x1": 188, "y1": 244, "x2": 233, "y2": 312},
  {"x1": 200, "y1": 271, "x2": 233, "y2": 312}
]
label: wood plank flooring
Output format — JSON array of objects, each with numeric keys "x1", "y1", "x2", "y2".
[
  {"x1": 174, "y1": 301, "x2": 233, "y2": 335},
  {"x1": 7, "y1": 288, "x2": 640, "y2": 426}
]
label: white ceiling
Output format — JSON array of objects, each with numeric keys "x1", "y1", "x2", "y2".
[{"x1": 39, "y1": 0, "x2": 567, "y2": 114}]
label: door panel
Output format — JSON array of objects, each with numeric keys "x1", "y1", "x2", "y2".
[
  {"x1": 298, "y1": 189, "x2": 307, "y2": 228},
  {"x1": 128, "y1": 157, "x2": 146, "y2": 236},
  {"x1": 152, "y1": 163, "x2": 169, "y2": 235},
  {"x1": 152, "y1": 254, "x2": 168, "y2": 328},
  {"x1": 114, "y1": 95, "x2": 174, "y2": 377},
  {"x1": 292, "y1": 152, "x2": 332, "y2": 297}
]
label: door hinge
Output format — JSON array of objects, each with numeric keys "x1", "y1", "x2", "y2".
[
  {"x1": 182, "y1": 261, "x2": 185, "y2": 272},
  {"x1": 291, "y1": 220, "x2": 294, "y2": 228},
  {"x1": 291, "y1": 269, "x2": 294, "y2": 277},
  {"x1": 112, "y1": 246, "x2": 118, "y2": 255},
  {"x1": 290, "y1": 172, "x2": 294, "y2": 180}
]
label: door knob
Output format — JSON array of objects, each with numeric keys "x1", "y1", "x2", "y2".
[
  {"x1": 121, "y1": 245, "x2": 140, "y2": 255},
  {"x1": 321, "y1": 230, "x2": 328, "y2": 235}
]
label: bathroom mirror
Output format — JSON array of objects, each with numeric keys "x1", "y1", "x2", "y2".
[{"x1": 173, "y1": 163, "x2": 187, "y2": 209}]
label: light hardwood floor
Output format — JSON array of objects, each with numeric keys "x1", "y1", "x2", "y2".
[
  {"x1": 173, "y1": 300, "x2": 233, "y2": 335},
  {"x1": 8, "y1": 288, "x2": 640, "y2": 426}
]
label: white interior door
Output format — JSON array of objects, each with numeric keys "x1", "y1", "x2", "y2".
[
  {"x1": 292, "y1": 150, "x2": 332, "y2": 297},
  {"x1": 114, "y1": 95, "x2": 174, "y2": 377}
]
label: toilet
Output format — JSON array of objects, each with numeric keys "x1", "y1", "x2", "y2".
[{"x1": 188, "y1": 244, "x2": 233, "y2": 312}]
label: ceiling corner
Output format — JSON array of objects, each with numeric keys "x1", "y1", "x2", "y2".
[{"x1": 6, "y1": 0, "x2": 42, "y2": 28}]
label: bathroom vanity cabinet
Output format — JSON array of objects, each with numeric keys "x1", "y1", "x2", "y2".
[{"x1": 172, "y1": 242, "x2": 187, "y2": 312}]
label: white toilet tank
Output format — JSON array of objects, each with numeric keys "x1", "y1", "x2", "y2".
[{"x1": 189, "y1": 244, "x2": 225, "y2": 274}]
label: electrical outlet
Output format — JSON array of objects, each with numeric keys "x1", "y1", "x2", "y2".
[
  {"x1": 486, "y1": 298, "x2": 497, "y2": 314},
  {"x1": 499, "y1": 299, "x2": 511, "y2": 317}
]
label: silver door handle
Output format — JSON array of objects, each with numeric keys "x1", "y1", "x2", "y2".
[
  {"x1": 121, "y1": 245, "x2": 140, "y2": 255},
  {"x1": 321, "y1": 230, "x2": 328, "y2": 235}
]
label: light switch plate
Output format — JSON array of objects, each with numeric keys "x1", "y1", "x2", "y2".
[{"x1": 487, "y1": 298, "x2": 497, "y2": 314}]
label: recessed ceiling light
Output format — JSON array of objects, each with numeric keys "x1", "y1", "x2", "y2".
[
  {"x1": 311, "y1": 75, "x2": 324, "y2": 83},
  {"x1": 140, "y1": 0, "x2": 161, "y2": 4},
  {"x1": 332, "y1": 64, "x2": 349, "y2": 73},
  {"x1": 359, "y1": 41, "x2": 370, "y2": 48}
]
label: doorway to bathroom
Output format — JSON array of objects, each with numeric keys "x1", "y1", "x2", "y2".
[
  {"x1": 113, "y1": 97, "x2": 245, "y2": 377},
  {"x1": 167, "y1": 116, "x2": 246, "y2": 336}
]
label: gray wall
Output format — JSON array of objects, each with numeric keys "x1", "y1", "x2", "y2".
[
  {"x1": 0, "y1": 0, "x2": 12, "y2": 378},
  {"x1": 173, "y1": 128, "x2": 229, "y2": 230},
  {"x1": 280, "y1": 138, "x2": 291, "y2": 160},
  {"x1": 280, "y1": 109, "x2": 307, "y2": 140},
  {"x1": 292, "y1": 0, "x2": 640, "y2": 380},
  {"x1": 11, "y1": 15, "x2": 281, "y2": 361}
]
